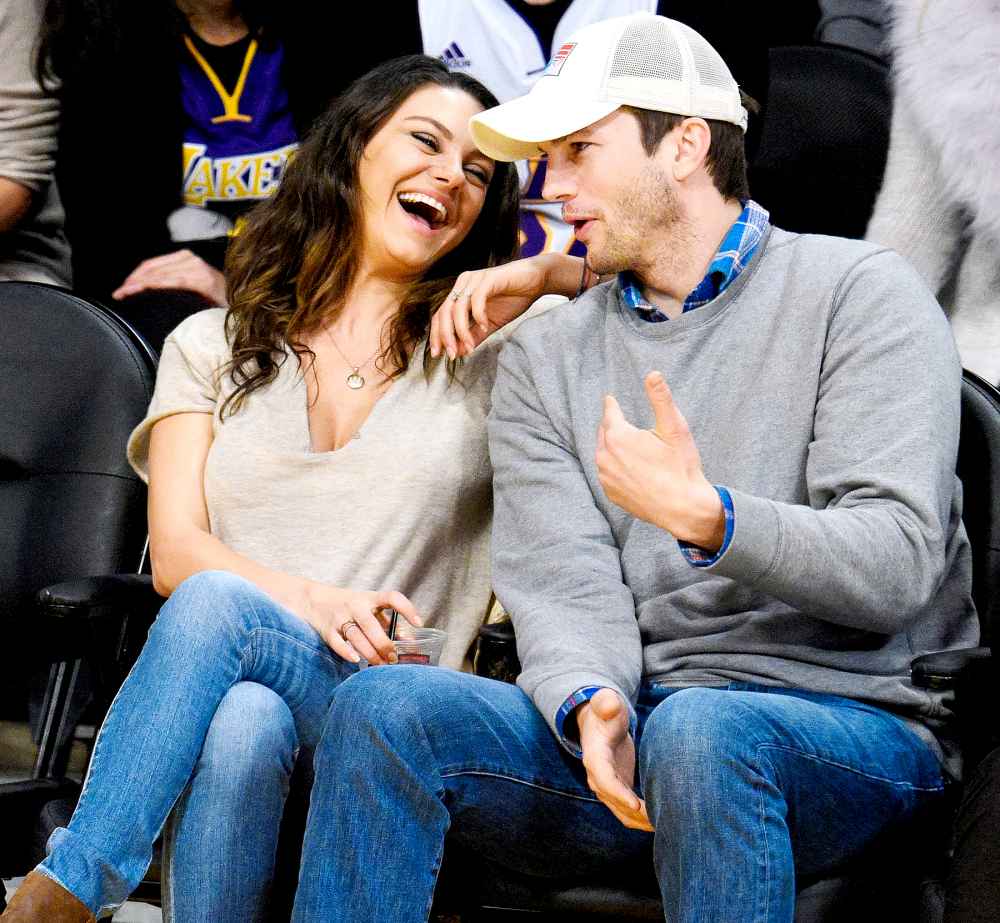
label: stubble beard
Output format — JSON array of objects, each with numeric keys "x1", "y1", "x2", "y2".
[{"x1": 584, "y1": 162, "x2": 681, "y2": 277}]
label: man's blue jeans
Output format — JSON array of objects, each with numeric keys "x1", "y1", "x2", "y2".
[
  {"x1": 292, "y1": 666, "x2": 947, "y2": 923},
  {"x1": 36, "y1": 570, "x2": 355, "y2": 919}
]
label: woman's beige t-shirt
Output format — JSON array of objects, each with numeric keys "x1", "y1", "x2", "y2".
[{"x1": 127, "y1": 307, "x2": 501, "y2": 668}]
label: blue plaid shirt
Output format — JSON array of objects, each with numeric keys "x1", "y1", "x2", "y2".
[
  {"x1": 620, "y1": 199, "x2": 770, "y2": 321},
  {"x1": 554, "y1": 200, "x2": 770, "y2": 755}
]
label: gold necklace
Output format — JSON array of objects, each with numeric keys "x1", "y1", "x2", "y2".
[{"x1": 324, "y1": 328, "x2": 381, "y2": 390}]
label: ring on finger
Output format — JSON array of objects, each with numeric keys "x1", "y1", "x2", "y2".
[
  {"x1": 338, "y1": 619, "x2": 360, "y2": 642},
  {"x1": 451, "y1": 289, "x2": 465, "y2": 301}
]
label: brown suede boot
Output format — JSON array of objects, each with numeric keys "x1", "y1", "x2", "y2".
[{"x1": 1, "y1": 871, "x2": 95, "y2": 922}]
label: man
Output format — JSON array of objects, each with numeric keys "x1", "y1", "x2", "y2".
[
  {"x1": 424, "y1": 0, "x2": 790, "y2": 259},
  {"x1": 290, "y1": 14, "x2": 977, "y2": 922}
]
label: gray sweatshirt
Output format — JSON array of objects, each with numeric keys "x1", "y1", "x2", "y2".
[{"x1": 488, "y1": 226, "x2": 978, "y2": 775}]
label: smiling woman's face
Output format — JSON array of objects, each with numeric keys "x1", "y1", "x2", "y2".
[{"x1": 356, "y1": 84, "x2": 497, "y2": 282}]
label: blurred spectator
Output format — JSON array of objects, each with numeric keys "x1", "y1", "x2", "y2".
[
  {"x1": 866, "y1": 0, "x2": 1000, "y2": 383},
  {"x1": 0, "y1": 0, "x2": 71, "y2": 286},
  {"x1": 816, "y1": 0, "x2": 889, "y2": 58},
  {"x1": 426, "y1": 0, "x2": 818, "y2": 257},
  {"x1": 36, "y1": 0, "x2": 419, "y2": 346}
]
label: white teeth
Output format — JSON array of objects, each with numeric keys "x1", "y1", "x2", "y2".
[{"x1": 398, "y1": 192, "x2": 448, "y2": 223}]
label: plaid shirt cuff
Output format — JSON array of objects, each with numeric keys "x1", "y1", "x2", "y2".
[
  {"x1": 679, "y1": 486, "x2": 735, "y2": 568},
  {"x1": 555, "y1": 685, "x2": 638, "y2": 758}
]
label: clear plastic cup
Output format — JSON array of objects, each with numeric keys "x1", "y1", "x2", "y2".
[
  {"x1": 358, "y1": 625, "x2": 447, "y2": 668},
  {"x1": 391, "y1": 625, "x2": 447, "y2": 665}
]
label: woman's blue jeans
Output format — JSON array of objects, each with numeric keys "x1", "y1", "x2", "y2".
[
  {"x1": 291, "y1": 666, "x2": 947, "y2": 923},
  {"x1": 36, "y1": 570, "x2": 355, "y2": 919},
  {"x1": 161, "y1": 682, "x2": 306, "y2": 923}
]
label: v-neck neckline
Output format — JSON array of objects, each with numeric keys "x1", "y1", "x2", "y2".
[{"x1": 295, "y1": 345, "x2": 424, "y2": 455}]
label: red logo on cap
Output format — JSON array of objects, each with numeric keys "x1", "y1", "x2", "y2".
[{"x1": 544, "y1": 42, "x2": 577, "y2": 77}]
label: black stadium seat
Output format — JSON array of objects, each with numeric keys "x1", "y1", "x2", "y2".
[
  {"x1": 749, "y1": 44, "x2": 891, "y2": 239},
  {"x1": 0, "y1": 283, "x2": 157, "y2": 907}
]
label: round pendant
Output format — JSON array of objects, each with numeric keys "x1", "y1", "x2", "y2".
[{"x1": 346, "y1": 370, "x2": 365, "y2": 390}]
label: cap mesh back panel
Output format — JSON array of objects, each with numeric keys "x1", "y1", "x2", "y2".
[
  {"x1": 684, "y1": 29, "x2": 735, "y2": 89},
  {"x1": 609, "y1": 19, "x2": 685, "y2": 82}
]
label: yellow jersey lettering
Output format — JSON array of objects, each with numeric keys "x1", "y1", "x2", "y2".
[
  {"x1": 216, "y1": 157, "x2": 252, "y2": 198},
  {"x1": 181, "y1": 143, "x2": 298, "y2": 205},
  {"x1": 249, "y1": 154, "x2": 277, "y2": 197},
  {"x1": 182, "y1": 143, "x2": 208, "y2": 185},
  {"x1": 184, "y1": 155, "x2": 215, "y2": 207},
  {"x1": 248, "y1": 144, "x2": 295, "y2": 196}
]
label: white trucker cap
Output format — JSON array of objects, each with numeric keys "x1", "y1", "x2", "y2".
[{"x1": 470, "y1": 13, "x2": 748, "y2": 163}]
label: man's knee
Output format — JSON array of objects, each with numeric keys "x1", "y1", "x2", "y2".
[
  {"x1": 639, "y1": 688, "x2": 770, "y2": 793},
  {"x1": 326, "y1": 666, "x2": 465, "y2": 734},
  {"x1": 196, "y1": 682, "x2": 297, "y2": 784},
  {"x1": 318, "y1": 667, "x2": 494, "y2": 771}
]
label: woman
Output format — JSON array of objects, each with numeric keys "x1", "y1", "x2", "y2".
[
  {"x1": 1, "y1": 55, "x2": 585, "y2": 923},
  {"x1": 37, "y1": 0, "x2": 423, "y2": 349}
]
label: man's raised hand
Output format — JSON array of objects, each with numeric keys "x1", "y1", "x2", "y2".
[{"x1": 596, "y1": 371, "x2": 725, "y2": 550}]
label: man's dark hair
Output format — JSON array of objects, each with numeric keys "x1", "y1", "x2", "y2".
[{"x1": 622, "y1": 97, "x2": 757, "y2": 202}]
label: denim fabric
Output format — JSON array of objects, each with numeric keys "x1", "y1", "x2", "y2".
[
  {"x1": 36, "y1": 571, "x2": 355, "y2": 918},
  {"x1": 162, "y1": 682, "x2": 299, "y2": 923},
  {"x1": 292, "y1": 668, "x2": 946, "y2": 923}
]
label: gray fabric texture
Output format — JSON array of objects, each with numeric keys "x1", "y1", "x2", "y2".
[
  {"x1": 815, "y1": 0, "x2": 889, "y2": 58},
  {"x1": 489, "y1": 226, "x2": 978, "y2": 778},
  {"x1": 0, "y1": 0, "x2": 71, "y2": 287}
]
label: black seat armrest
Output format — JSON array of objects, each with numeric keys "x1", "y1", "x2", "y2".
[
  {"x1": 479, "y1": 620, "x2": 516, "y2": 644},
  {"x1": 913, "y1": 647, "x2": 999, "y2": 765},
  {"x1": 37, "y1": 574, "x2": 162, "y2": 621},
  {"x1": 475, "y1": 619, "x2": 520, "y2": 683},
  {"x1": 35, "y1": 575, "x2": 164, "y2": 690},
  {"x1": 911, "y1": 647, "x2": 992, "y2": 690}
]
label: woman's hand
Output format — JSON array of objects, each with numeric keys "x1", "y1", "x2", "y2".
[
  {"x1": 300, "y1": 584, "x2": 423, "y2": 666},
  {"x1": 112, "y1": 249, "x2": 228, "y2": 305},
  {"x1": 147, "y1": 415, "x2": 422, "y2": 664},
  {"x1": 431, "y1": 252, "x2": 584, "y2": 359}
]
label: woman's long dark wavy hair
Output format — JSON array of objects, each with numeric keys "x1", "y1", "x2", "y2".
[{"x1": 220, "y1": 55, "x2": 520, "y2": 417}]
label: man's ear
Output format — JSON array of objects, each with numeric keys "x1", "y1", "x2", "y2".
[{"x1": 669, "y1": 118, "x2": 711, "y2": 182}]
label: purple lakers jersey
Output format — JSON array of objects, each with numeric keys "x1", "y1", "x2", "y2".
[{"x1": 179, "y1": 33, "x2": 298, "y2": 223}]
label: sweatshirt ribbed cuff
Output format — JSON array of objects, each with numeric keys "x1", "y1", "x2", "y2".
[
  {"x1": 525, "y1": 672, "x2": 637, "y2": 758},
  {"x1": 700, "y1": 487, "x2": 783, "y2": 585}
]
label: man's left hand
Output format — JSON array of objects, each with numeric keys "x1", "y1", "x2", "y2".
[
  {"x1": 577, "y1": 689, "x2": 653, "y2": 832},
  {"x1": 596, "y1": 371, "x2": 725, "y2": 549}
]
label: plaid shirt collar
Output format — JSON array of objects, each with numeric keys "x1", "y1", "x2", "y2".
[{"x1": 620, "y1": 199, "x2": 770, "y2": 323}]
